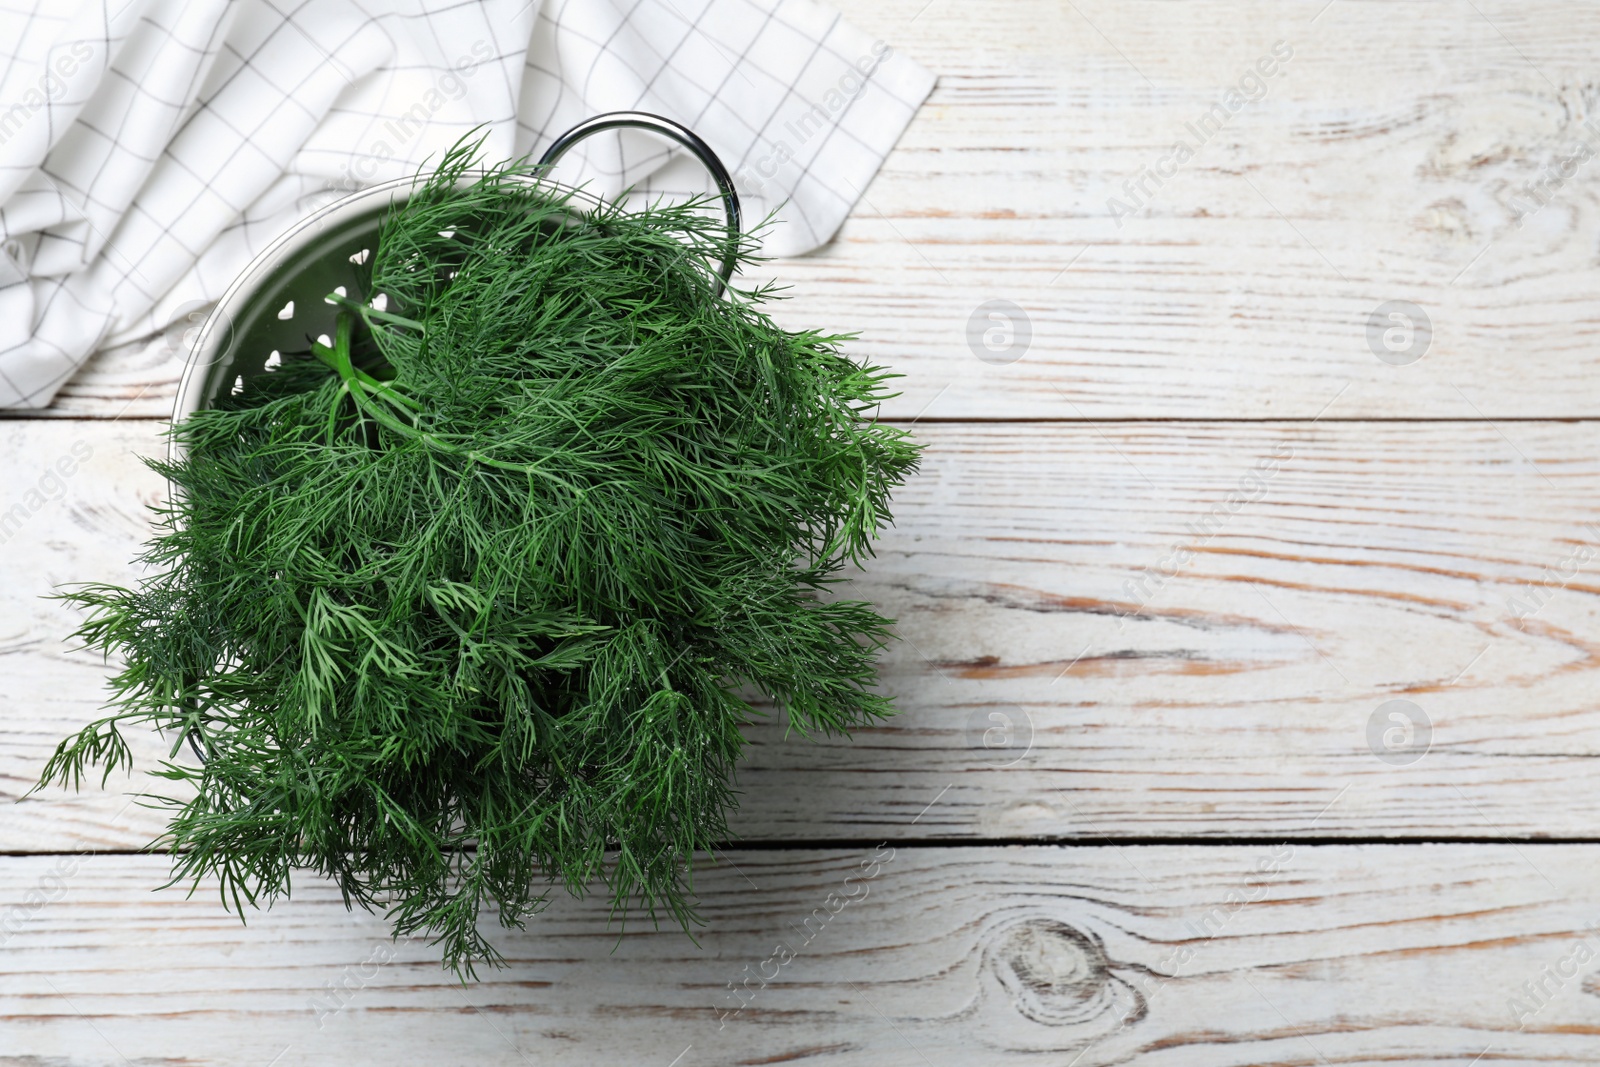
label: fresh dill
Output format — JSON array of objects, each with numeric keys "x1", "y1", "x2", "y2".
[{"x1": 35, "y1": 140, "x2": 921, "y2": 976}]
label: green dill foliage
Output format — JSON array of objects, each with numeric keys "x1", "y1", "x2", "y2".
[{"x1": 38, "y1": 142, "x2": 920, "y2": 976}]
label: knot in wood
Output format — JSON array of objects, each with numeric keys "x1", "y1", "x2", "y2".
[{"x1": 989, "y1": 918, "x2": 1134, "y2": 1028}]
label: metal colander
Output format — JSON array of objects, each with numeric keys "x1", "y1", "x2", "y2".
[{"x1": 173, "y1": 110, "x2": 742, "y2": 442}]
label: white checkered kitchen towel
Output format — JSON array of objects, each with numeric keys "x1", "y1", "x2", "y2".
[{"x1": 0, "y1": 0, "x2": 934, "y2": 408}]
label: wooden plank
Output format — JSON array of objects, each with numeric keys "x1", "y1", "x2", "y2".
[
  {"x1": 8, "y1": 419, "x2": 1600, "y2": 847},
  {"x1": 27, "y1": 0, "x2": 1600, "y2": 420},
  {"x1": 2, "y1": 846, "x2": 1599, "y2": 1064}
]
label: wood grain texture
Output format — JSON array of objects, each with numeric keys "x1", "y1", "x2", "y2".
[
  {"x1": 2, "y1": 846, "x2": 1599, "y2": 1065},
  {"x1": 9, "y1": 5, "x2": 1600, "y2": 1062},
  {"x1": 29, "y1": 0, "x2": 1600, "y2": 420},
  {"x1": 9, "y1": 419, "x2": 1600, "y2": 848}
]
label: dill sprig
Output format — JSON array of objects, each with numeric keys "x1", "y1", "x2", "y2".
[{"x1": 36, "y1": 140, "x2": 921, "y2": 976}]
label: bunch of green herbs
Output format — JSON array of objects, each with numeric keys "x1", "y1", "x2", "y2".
[{"x1": 37, "y1": 143, "x2": 920, "y2": 975}]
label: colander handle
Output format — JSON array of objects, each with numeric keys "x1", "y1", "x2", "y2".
[{"x1": 538, "y1": 111, "x2": 743, "y2": 294}]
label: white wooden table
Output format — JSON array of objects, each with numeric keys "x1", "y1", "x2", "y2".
[{"x1": 7, "y1": 2, "x2": 1600, "y2": 1062}]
